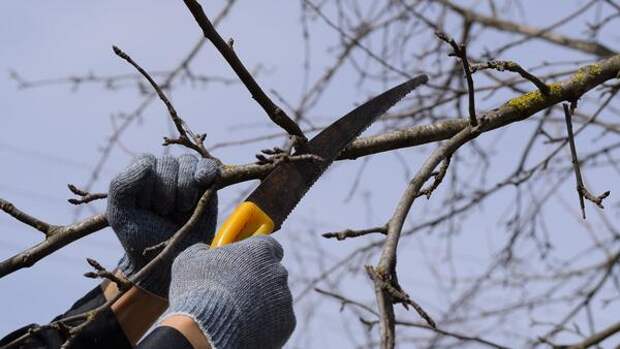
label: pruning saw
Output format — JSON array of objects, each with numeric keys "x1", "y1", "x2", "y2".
[{"x1": 211, "y1": 75, "x2": 428, "y2": 248}]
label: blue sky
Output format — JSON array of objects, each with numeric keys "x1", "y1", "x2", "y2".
[{"x1": 1, "y1": 1, "x2": 619, "y2": 347}]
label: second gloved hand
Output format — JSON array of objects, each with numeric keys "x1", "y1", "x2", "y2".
[
  {"x1": 163, "y1": 236, "x2": 296, "y2": 349},
  {"x1": 106, "y1": 153, "x2": 219, "y2": 298}
]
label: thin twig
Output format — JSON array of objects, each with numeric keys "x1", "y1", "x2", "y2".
[
  {"x1": 435, "y1": 31, "x2": 478, "y2": 126},
  {"x1": 0, "y1": 197, "x2": 56, "y2": 236},
  {"x1": 67, "y1": 184, "x2": 107, "y2": 205},
  {"x1": 314, "y1": 288, "x2": 508, "y2": 349},
  {"x1": 418, "y1": 156, "x2": 451, "y2": 199},
  {"x1": 471, "y1": 60, "x2": 550, "y2": 94},
  {"x1": 112, "y1": 45, "x2": 213, "y2": 159},
  {"x1": 322, "y1": 225, "x2": 387, "y2": 240},
  {"x1": 436, "y1": 0, "x2": 615, "y2": 57},
  {"x1": 563, "y1": 103, "x2": 610, "y2": 219},
  {"x1": 84, "y1": 258, "x2": 131, "y2": 292},
  {"x1": 182, "y1": 0, "x2": 306, "y2": 141}
]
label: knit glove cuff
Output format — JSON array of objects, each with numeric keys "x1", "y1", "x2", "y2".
[
  {"x1": 162, "y1": 238, "x2": 295, "y2": 348},
  {"x1": 162, "y1": 287, "x2": 246, "y2": 349}
]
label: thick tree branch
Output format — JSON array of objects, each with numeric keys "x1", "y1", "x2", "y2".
[
  {"x1": 371, "y1": 123, "x2": 479, "y2": 349},
  {"x1": 342, "y1": 54, "x2": 620, "y2": 159},
  {"x1": 1, "y1": 55, "x2": 619, "y2": 280},
  {"x1": 564, "y1": 320, "x2": 620, "y2": 349},
  {"x1": 367, "y1": 54, "x2": 620, "y2": 349},
  {"x1": 0, "y1": 214, "x2": 107, "y2": 278}
]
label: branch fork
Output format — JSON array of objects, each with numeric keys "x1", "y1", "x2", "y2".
[
  {"x1": 84, "y1": 258, "x2": 131, "y2": 292},
  {"x1": 67, "y1": 184, "x2": 107, "y2": 206},
  {"x1": 435, "y1": 31, "x2": 478, "y2": 127},
  {"x1": 366, "y1": 265, "x2": 436, "y2": 328},
  {"x1": 255, "y1": 135, "x2": 320, "y2": 165}
]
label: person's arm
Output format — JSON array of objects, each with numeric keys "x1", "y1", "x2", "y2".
[
  {"x1": 1, "y1": 154, "x2": 220, "y2": 349},
  {"x1": 0, "y1": 272, "x2": 167, "y2": 349},
  {"x1": 102, "y1": 273, "x2": 168, "y2": 344},
  {"x1": 159, "y1": 315, "x2": 211, "y2": 349},
  {"x1": 137, "y1": 237, "x2": 296, "y2": 349},
  {"x1": 0, "y1": 282, "x2": 132, "y2": 349},
  {"x1": 137, "y1": 316, "x2": 211, "y2": 349}
]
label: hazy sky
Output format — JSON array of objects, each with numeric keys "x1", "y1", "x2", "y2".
[{"x1": 1, "y1": 1, "x2": 619, "y2": 348}]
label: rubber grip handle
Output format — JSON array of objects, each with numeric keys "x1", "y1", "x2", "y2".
[{"x1": 210, "y1": 201, "x2": 275, "y2": 248}]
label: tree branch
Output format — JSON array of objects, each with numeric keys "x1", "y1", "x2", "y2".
[
  {"x1": 112, "y1": 45, "x2": 214, "y2": 159},
  {"x1": 471, "y1": 60, "x2": 550, "y2": 94},
  {"x1": 563, "y1": 103, "x2": 610, "y2": 219},
  {"x1": 0, "y1": 198, "x2": 56, "y2": 236},
  {"x1": 564, "y1": 321, "x2": 620, "y2": 349},
  {"x1": 67, "y1": 184, "x2": 107, "y2": 206},
  {"x1": 363, "y1": 52, "x2": 620, "y2": 349},
  {"x1": 322, "y1": 225, "x2": 387, "y2": 241},
  {"x1": 436, "y1": 0, "x2": 616, "y2": 57},
  {"x1": 371, "y1": 122, "x2": 479, "y2": 349},
  {"x1": 436, "y1": 31, "x2": 478, "y2": 126},
  {"x1": 342, "y1": 54, "x2": 620, "y2": 159},
  {"x1": 59, "y1": 188, "x2": 216, "y2": 348},
  {"x1": 315, "y1": 287, "x2": 508, "y2": 349},
  {"x1": 1, "y1": 55, "x2": 619, "y2": 280},
  {"x1": 83, "y1": 258, "x2": 131, "y2": 292},
  {"x1": 0, "y1": 213, "x2": 108, "y2": 278},
  {"x1": 182, "y1": 0, "x2": 306, "y2": 141}
]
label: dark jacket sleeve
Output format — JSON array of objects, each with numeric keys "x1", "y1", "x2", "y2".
[
  {"x1": 136, "y1": 326, "x2": 195, "y2": 349},
  {"x1": 0, "y1": 286, "x2": 132, "y2": 349}
]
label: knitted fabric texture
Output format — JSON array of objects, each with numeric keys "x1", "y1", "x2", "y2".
[
  {"x1": 107, "y1": 153, "x2": 219, "y2": 297},
  {"x1": 162, "y1": 237, "x2": 296, "y2": 349}
]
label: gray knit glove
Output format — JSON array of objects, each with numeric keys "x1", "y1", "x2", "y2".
[
  {"x1": 162, "y1": 236, "x2": 296, "y2": 349},
  {"x1": 106, "y1": 153, "x2": 219, "y2": 298}
]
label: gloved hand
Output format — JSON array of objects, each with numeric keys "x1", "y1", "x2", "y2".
[
  {"x1": 106, "y1": 153, "x2": 219, "y2": 298},
  {"x1": 162, "y1": 236, "x2": 296, "y2": 349}
]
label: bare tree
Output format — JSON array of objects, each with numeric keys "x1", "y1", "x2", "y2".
[{"x1": 2, "y1": 1, "x2": 620, "y2": 348}]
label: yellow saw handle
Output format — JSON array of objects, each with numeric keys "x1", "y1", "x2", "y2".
[{"x1": 210, "y1": 201, "x2": 274, "y2": 248}]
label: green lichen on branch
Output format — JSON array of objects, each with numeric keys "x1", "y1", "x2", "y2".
[
  {"x1": 507, "y1": 83, "x2": 563, "y2": 111},
  {"x1": 572, "y1": 63, "x2": 603, "y2": 87},
  {"x1": 504, "y1": 58, "x2": 618, "y2": 115}
]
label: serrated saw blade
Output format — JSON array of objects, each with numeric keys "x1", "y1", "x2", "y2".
[{"x1": 246, "y1": 75, "x2": 427, "y2": 230}]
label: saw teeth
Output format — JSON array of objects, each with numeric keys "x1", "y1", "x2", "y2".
[{"x1": 276, "y1": 75, "x2": 428, "y2": 229}]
